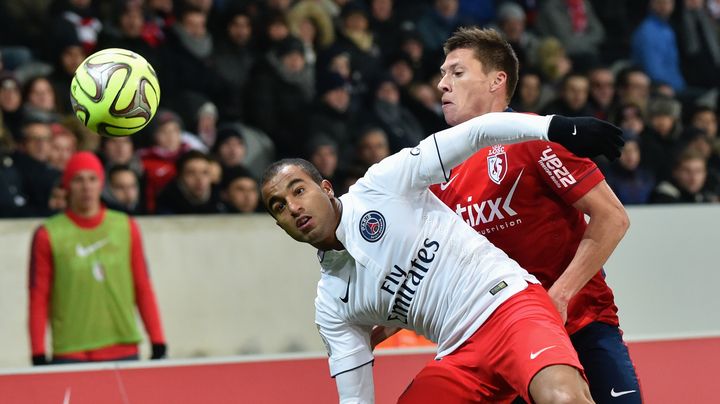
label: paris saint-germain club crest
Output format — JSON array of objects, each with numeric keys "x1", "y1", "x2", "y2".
[
  {"x1": 359, "y1": 210, "x2": 386, "y2": 242},
  {"x1": 487, "y1": 145, "x2": 508, "y2": 185}
]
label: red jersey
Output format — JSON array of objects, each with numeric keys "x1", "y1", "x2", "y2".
[{"x1": 430, "y1": 140, "x2": 619, "y2": 335}]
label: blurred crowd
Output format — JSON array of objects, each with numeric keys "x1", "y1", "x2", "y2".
[{"x1": 0, "y1": 0, "x2": 719, "y2": 218}]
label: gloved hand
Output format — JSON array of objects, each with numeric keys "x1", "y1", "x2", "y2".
[
  {"x1": 548, "y1": 115, "x2": 624, "y2": 161},
  {"x1": 151, "y1": 343, "x2": 167, "y2": 360},
  {"x1": 32, "y1": 354, "x2": 48, "y2": 366}
]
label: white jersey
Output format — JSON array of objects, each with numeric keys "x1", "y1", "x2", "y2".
[{"x1": 314, "y1": 113, "x2": 552, "y2": 378}]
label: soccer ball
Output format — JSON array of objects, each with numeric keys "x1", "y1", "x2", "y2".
[{"x1": 70, "y1": 48, "x2": 160, "y2": 137}]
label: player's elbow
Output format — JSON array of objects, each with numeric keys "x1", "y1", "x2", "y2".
[{"x1": 615, "y1": 205, "x2": 630, "y2": 236}]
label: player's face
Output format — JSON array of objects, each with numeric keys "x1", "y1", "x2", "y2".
[
  {"x1": 262, "y1": 165, "x2": 339, "y2": 249},
  {"x1": 68, "y1": 170, "x2": 102, "y2": 214},
  {"x1": 438, "y1": 48, "x2": 498, "y2": 126}
]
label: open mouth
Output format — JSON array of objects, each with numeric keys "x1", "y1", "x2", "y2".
[{"x1": 296, "y1": 216, "x2": 312, "y2": 231}]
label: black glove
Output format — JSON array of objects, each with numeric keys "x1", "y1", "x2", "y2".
[
  {"x1": 547, "y1": 115, "x2": 624, "y2": 161},
  {"x1": 32, "y1": 354, "x2": 48, "y2": 366},
  {"x1": 151, "y1": 343, "x2": 167, "y2": 360}
]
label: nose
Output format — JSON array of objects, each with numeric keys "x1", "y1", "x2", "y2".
[
  {"x1": 437, "y1": 73, "x2": 450, "y2": 93},
  {"x1": 287, "y1": 198, "x2": 303, "y2": 216}
]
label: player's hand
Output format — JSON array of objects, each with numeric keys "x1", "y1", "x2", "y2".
[
  {"x1": 547, "y1": 115, "x2": 624, "y2": 161},
  {"x1": 32, "y1": 354, "x2": 48, "y2": 366},
  {"x1": 547, "y1": 289, "x2": 569, "y2": 324},
  {"x1": 151, "y1": 343, "x2": 167, "y2": 360}
]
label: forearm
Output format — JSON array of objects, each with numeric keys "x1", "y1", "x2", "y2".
[
  {"x1": 432, "y1": 113, "x2": 551, "y2": 174},
  {"x1": 550, "y1": 210, "x2": 628, "y2": 303},
  {"x1": 335, "y1": 362, "x2": 375, "y2": 403},
  {"x1": 130, "y1": 219, "x2": 165, "y2": 343}
]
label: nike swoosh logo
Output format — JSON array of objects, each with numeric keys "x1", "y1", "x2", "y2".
[
  {"x1": 75, "y1": 238, "x2": 109, "y2": 258},
  {"x1": 439, "y1": 174, "x2": 459, "y2": 191},
  {"x1": 572, "y1": 125, "x2": 577, "y2": 136},
  {"x1": 610, "y1": 388, "x2": 637, "y2": 398},
  {"x1": 339, "y1": 274, "x2": 351, "y2": 303},
  {"x1": 529, "y1": 345, "x2": 556, "y2": 360}
]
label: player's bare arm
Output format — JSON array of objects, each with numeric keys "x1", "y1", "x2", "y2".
[{"x1": 548, "y1": 181, "x2": 630, "y2": 323}]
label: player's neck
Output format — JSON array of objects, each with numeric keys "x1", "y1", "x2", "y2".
[{"x1": 326, "y1": 197, "x2": 345, "y2": 251}]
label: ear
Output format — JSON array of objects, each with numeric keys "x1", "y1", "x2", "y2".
[
  {"x1": 490, "y1": 71, "x2": 507, "y2": 93},
  {"x1": 321, "y1": 179, "x2": 335, "y2": 197}
]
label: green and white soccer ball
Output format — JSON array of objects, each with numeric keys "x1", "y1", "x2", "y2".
[{"x1": 70, "y1": 48, "x2": 160, "y2": 137}]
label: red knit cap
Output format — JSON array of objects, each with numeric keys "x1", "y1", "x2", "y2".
[{"x1": 62, "y1": 151, "x2": 105, "y2": 189}]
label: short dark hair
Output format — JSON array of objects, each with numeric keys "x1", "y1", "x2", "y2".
[
  {"x1": 443, "y1": 27, "x2": 519, "y2": 102},
  {"x1": 176, "y1": 150, "x2": 210, "y2": 174},
  {"x1": 261, "y1": 158, "x2": 324, "y2": 189},
  {"x1": 108, "y1": 164, "x2": 137, "y2": 181}
]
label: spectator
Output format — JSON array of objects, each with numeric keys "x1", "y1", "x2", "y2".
[
  {"x1": 306, "y1": 135, "x2": 339, "y2": 183},
  {"x1": 194, "y1": 101, "x2": 218, "y2": 149},
  {"x1": 23, "y1": 76, "x2": 60, "y2": 120},
  {"x1": 541, "y1": 72, "x2": 593, "y2": 117},
  {"x1": 587, "y1": 66, "x2": 616, "y2": 120},
  {"x1": 212, "y1": 8, "x2": 257, "y2": 121},
  {"x1": 0, "y1": 118, "x2": 30, "y2": 217},
  {"x1": 386, "y1": 52, "x2": 415, "y2": 91},
  {"x1": 354, "y1": 126, "x2": 390, "y2": 168},
  {"x1": 103, "y1": 164, "x2": 144, "y2": 215},
  {"x1": 416, "y1": 0, "x2": 469, "y2": 53},
  {"x1": 220, "y1": 165, "x2": 260, "y2": 213},
  {"x1": 288, "y1": 0, "x2": 335, "y2": 66},
  {"x1": 495, "y1": 2, "x2": 541, "y2": 69},
  {"x1": 333, "y1": 3, "x2": 383, "y2": 83},
  {"x1": 48, "y1": 28, "x2": 85, "y2": 115},
  {"x1": 678, "y1": 128, "x2": 720, "y2": 188},
  {"x1": 246, "y1": 36, "x2": 314, "y2": 158},
  {"x1": 405, "y1": 81, "x2": 448, "y2": 134},
  {"x1": 367, "y1": 0, "x2": 403, "y2": 60},
  {"x1": 397, "y1": 29, "x2": 434, "y2": 82},
  {"x1": 144, "y1": 0, "x2": 175, "y2": 47},
  {"x1": 536, "y1": 0, "x2": 606, "y2": 70},
  {"x1": 632, "y1": 0, "x2": 686, "y2": 93},
  {"x1": 256, "y1": 10, "x2": 292, "y2": 53},
  {"x1": 589, "y1": 0, "x2": 634, "y2": 63},
  {"x1": 690, "y1": 106, "x2": 718, "y2": 141},
  {"x1": 615, "y1": 66, "x2": 651, "y2": 111},
  {"x1": 95, "y1": 0, "x2": 157, "y2": 65},
  {"x1": 48, "y1": 123, "x2": 77, "y2": 171},
  {"x1": 650, "y1": 149, "x2": 718, "y2": 203},
  {"x1": 13, "y1": 118, "x2": 62, "y2": 216},
  {"x1": 308, "y1": 72, "x2": 355, "y2": 159},
  {"x1": 0, "y1": 73, "x2": 24, "y2": 139},
  {"x1": 137, "y1": 109, "x2": 193, "y2": 213},
  {"x1": 673, "y1": 0, "x2": 720, "y2": 90},
  {"x1": 99, "y1": 136, "x2": 143, "y2": 177},
  {"x1": 212, "y1": 126, "x2": 247, "y2": 170},
  {"x1": 535, "y1": 37, "x2": 572, "y2": 87},
  {"x1": 49, "y1": 0, "x2": 102, "y2": 55},
  {"x1": 604, "y1": 132, "x2": 656, "y2": 204},
  {"x1": 367, "y1": 74, "x2": 424, "y2": 152},
  {"x1": 510, "y1": 69, "x2": 553, "y2": 113},
  {"x1": 634, "y1": 97, "x2": 681, "y2": 180},
  {"x1": 159, "y1": 5, "x2": 226, "y2": 111},
  {"x1": 156, "y1": 150, "x2": 224, "y2": 214},
  {"x1": 28, "y1": 151, "x2": 166, "y2": 365}
]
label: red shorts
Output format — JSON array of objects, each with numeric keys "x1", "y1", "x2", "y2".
[{"x1": 398, "y1": 284, "x2": 584, "y2": 403}]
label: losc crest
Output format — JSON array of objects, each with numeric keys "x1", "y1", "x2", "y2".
[{"x1": 487, "y1": 145, "x2": 507, "y2": 185}]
